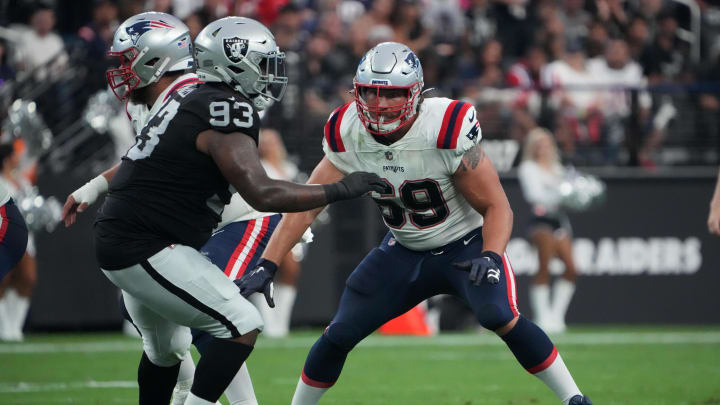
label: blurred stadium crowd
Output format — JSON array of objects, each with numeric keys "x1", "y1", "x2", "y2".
[{"x1": 0, "y1": 0, "x2": 720, "y2": 171}]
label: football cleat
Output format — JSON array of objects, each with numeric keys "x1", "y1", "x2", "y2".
[{"x1": 568, "y1": 395, "x2": 593, "y2": 405}]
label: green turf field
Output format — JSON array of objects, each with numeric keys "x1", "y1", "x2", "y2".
[{"x1": 1, "y1": 326, "x2": 719, "y2": 405}]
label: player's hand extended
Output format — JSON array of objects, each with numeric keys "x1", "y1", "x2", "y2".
[
  {"x1": 453, "y1": 251, "x2": 503, "y2": 286},
  {"x1": 235, "y1": 258, "x2": 278, "y2": 307},
  {"x1": 62, "y1": 195, "x2": 89, "y2": 228},
  {"x1": 323, "y1": 172, "x2": 387, "y2": 203},
  {"x1": 62, "y1": 176, "x2": 108, "y2": 227},
  {"x1": 709, "y1": 204, "x2": 720, "y2": 235}
]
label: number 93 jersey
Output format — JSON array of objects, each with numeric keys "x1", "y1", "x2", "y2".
[
  {"x1": 96, "y1": 79, "x2": 261, "y2": 270},
  {"x1": 322, "y1": 97, "x2": 484, "y2": 251}
]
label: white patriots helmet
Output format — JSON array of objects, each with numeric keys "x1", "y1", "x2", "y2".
[
  {"x1": 354, "y1": 42, "x2": 424, "y2": 135},
  {"x1": 194, "y1": 17, "x2": 288, "y2": 111},
  {"x1": 106, "y1": 12, "x2": 193, "y2": 100}
]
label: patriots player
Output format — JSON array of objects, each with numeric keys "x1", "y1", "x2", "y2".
[
  {"x1": 0, "y1": 181, "x2": 28, "y2": 283},
  {"x1": 238, "y1": 42, "x2": 593, "y2": 405},
  {"x1": 62, "y1": 13, "x2": 384, "y2": 405}
]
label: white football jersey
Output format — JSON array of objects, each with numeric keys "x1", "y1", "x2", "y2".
[
  {"x1": 323, "y1": 97, "x2": 484, "y2": 251},
  {"x1": 0, "y1": 180, "x2": 10, "y2": 206}
]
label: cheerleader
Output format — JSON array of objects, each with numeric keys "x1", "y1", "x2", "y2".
[{"x1": 518, "y1": 128, "x2": 577, "y2": 333}]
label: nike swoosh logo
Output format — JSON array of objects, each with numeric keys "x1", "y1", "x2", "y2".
[
  {"x1": 468, "y1": 110, "x2": 475, "y2": 123},
  {"x1": 463, "y1": 234, "x2": 477, "y2": 245}
]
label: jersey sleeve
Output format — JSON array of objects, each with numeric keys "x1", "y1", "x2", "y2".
[
  {"x1": 321, "y1": 103, "x2": 354, "y2": 175},
  {"x1": 437, "y1": 102, "x2": 482, "y2": 173},
  {"x1": 179, "y1": 87, "x2": 261, "y2": 145}
]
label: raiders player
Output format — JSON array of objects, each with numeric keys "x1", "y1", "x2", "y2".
[
  {"x1": 62, "y1": 13, "x2": 383, "y2": 405},
  {"x1": 238, "y1": 42, "x2": 593, "y2": 405}
]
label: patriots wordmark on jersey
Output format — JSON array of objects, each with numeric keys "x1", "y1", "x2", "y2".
[
  {"x1": 95, "y1": 76, "x2": 262, "y2": 270},
  {"x1": 322, "y1": 97, "x2": 483, "y2": 251}
]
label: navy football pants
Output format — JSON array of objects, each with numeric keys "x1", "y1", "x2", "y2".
[
  {"x1": 301, "y1": 227, "x2": 519, "y2": 385},
  {"x1": 0, "y1": 200, "x2": 28, "y2": 282}
]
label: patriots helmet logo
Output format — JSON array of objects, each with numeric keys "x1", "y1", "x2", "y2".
[
  {"x1": 125, "y1": 19, "x2": 174, "y2": 44},
  {"x1": 404, "y1": 52, "x2": 419, "y2": 69},
  {"x1": 223, "y1": 37, "x2": 249, "y2": 63}
]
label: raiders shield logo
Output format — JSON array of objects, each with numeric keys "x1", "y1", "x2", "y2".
[{"x1": 223, "y1": 37, "x2": 248, "y2": 63}]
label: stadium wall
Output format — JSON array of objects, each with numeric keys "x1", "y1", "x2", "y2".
[{"x1": 27, "y1": 171, "x2": 720, "y2": 330}]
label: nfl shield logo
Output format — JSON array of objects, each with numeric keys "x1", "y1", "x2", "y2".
[
  {"x1": 223, "y1": 37, "x2": 248, "y2": 63},
  {"x1": 385, "y1": 151, "x2": 393, "y2": 161}
]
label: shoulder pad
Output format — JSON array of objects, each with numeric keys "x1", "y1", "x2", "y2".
[
  {"x1": 436, "y1": 100, "x2": 473, "y2": 149},
  {"x1": 324, "y1": 102, "x2": 353, "y2": 152}
]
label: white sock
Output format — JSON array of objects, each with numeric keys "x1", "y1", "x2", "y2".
[
  {"x1": 291, "y1": 378, "x2": 329, "y2": 405},
  {"x1": 170, "y1": 352, "x2": 195, "y2": 405},
  {"x1": 533, "y1": 353, "x2": 581, "y2": 405},
  {"x1": 5, "y1": 289, "x2": 29, "y2": 340},
  {"x1": 551, "y1": 279, "x2": 576, "y2": 330},
  {"x1": 273, "y1": 284, "x2": 297, "y2": 337},
  {"x1": 225, "y1": 363, "x2": 258, "y2": 405},
  {"x1": 529, "y1": 284, "x2": 551, "y2": 329},
  {"x1": 184, "y1": 392, "x2": 215, "y2": 405},
  {"x1": 0, "y1": 295, "x2": 10, "y2": 340},
  {"x1": 249, "y1": 294, "x2": 278, "y2": 336}
]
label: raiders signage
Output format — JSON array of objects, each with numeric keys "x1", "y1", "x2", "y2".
[{"x1": 223, "y1": 37, "x2": 248, "y2": 63}]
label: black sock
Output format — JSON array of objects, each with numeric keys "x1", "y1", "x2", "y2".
[
  {"x1": 190, "y1": 337, "x2": 254, "y2": 402},
  {"x1": 137, "y1": 351, "x2": 181, "y2": 405}
]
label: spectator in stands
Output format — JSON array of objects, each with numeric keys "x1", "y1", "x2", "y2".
[
  {"x1": 506, "y1": 45, "x2": 549, "y2": 141},
  {"x1": 183, "y1": 7, "x2": 211, "y2": 40},
  {"x1": 349, "y1": 0, "x2": 394, "y2": 58},
  {"x1": 543, "y1": 39, "x2": 604, "y2": 162},
  {"x1": 560, "y1": 0, "x2": 591, "y2": 45},
  {"x1": 518, "y1": 128, "x2": 578, "y2": 334},
  {"x1": 638, "y1": 10, "x2": 690, "y2": 166},
  {"x1": 77, "y1": 0, "x2": 119, "y2": 93},
  {"x1": 588, "y1": 39, "x2": 651, "y2": 163},
  {"x1": 390, "y1": 0, "x2": 431, "y2": 55},
  {"x1": 585, "y1": 19, "x2": 609, "y2": 58},
  {"x1": 696, "y1": 42, "x2": 720, "y2": 157},
  {"x1": 627, "y1": 16, "x2": 651, "y2": 60},
  {"x1": 0, "y1": 39, "x2": 15, "y2": 87},
  {"x1": 13, "y1": 3, "x2": 68, "y2": 81}
]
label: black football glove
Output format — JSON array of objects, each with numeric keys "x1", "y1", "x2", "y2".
[
  {"x1": 323, "y1": 172, "x2": 387, "y2": 203},
  {"x1": 235, "y1": 258, "x2": 278, "y2": 307},
  {"x1": 453, "y1": 251, "x2": 503, "y2": 286}
]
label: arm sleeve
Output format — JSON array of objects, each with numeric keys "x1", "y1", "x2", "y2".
[{"x1": 441, "y1": 105, "x2": 482, "y2": 173}]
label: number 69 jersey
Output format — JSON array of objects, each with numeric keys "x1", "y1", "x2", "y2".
[
  {"x1": 322, "y1": 97, "x2": 484, "y2": 251},
  {"x1": 95, "y1": 77, "x2": 261, "y2": 270}
]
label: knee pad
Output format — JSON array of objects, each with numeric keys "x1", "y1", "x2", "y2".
[
  {"x1": 324, "y1": 322, "x2": 362, "y2": 351},
  {"x1": 476, "y1": 303, "x2": 513, "y2": 331},
  {"x1": 143, "y1": 328, "x2": 192, "y2": 367}
]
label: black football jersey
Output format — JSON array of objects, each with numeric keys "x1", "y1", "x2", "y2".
[{"x1": 95, "y1": 81, "x2": 261, "y2": 269}]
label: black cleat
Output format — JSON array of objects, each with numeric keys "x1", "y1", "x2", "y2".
[{"x1": 568, "y1": 395, "x2": 593, "y2": 405}]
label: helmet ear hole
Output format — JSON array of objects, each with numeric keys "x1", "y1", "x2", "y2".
[
  {"x1": 144, "y1": 57, "x2": 160, "y2": 67},
  {"x1": 227, "y1": 65, "x2": 244, "y2": 74}
]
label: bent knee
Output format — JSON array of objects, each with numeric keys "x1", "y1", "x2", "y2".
[
  {"x1": 475, "y1": 304, "x2": 514, "y2": 331},
  {"x1": 324, "y1": 322, "x2": 363, "y2": 351},
  {"x1": 143, "y1": 331, "x2": 191, "y2": 367}
]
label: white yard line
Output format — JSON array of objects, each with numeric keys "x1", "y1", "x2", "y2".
[
  {"x1": 0, "y1": 381, "x2": 137, "y2": 393},
  {"x1": 1, "y1": 331, "x2": 719, "y2": 354}
]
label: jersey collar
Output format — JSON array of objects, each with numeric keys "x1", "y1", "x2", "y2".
[{"x1": 148, "y1": 73, "x2": 200, "y2": 117}]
